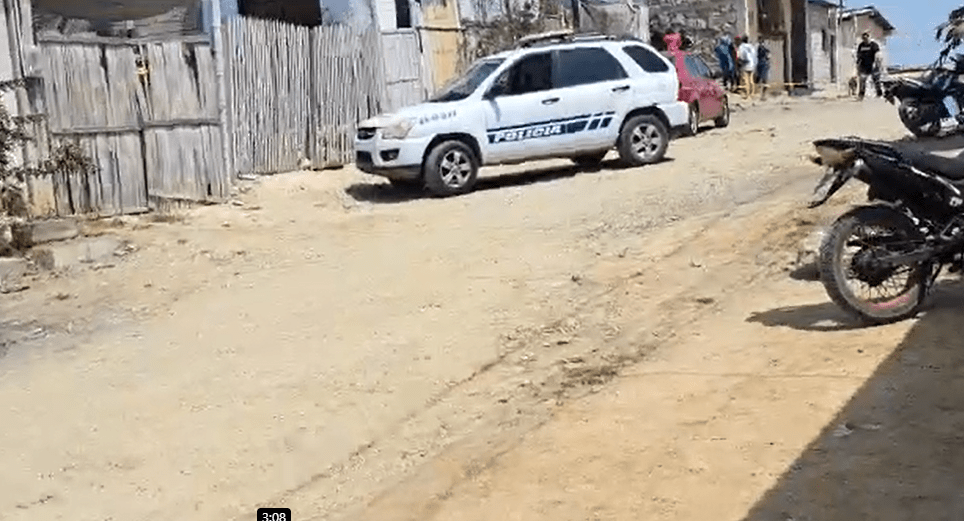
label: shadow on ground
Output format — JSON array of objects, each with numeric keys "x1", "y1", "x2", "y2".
[
  {"x1": 788, "y1": 262, "x2": 820, "y2": 282},
  {"x1": 343, "y1": 158, "x2": 675, "y2": 204},
  {"x1": 747, "y1": 280, "x2": 964, "y2": 332},
  {"x1": 742, "y1": 280, "x2": 964, "y2": 520}
]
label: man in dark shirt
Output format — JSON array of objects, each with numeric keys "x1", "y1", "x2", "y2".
[{"x1": 855, "y1": 32, "x2": 882, "y2": 100}]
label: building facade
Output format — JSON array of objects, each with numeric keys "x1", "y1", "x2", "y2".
[
  {"x1": 807, "y1": 0, "x2": 839, "y2": 85},
  {"x1": 647, "y1": 0, "x2": 807, "y2": 89},
  {"x1": 839, "y1": 6, "x2": 894, "y2": 81}
]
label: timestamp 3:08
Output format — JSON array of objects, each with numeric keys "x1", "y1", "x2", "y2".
[{"x1": 257, "y1": 507, "x2": 291, "y2": 521}]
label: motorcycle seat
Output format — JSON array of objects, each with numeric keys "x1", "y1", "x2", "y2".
[{"x1": 896, "y1": 146, "x2": 964, "y2": 181}]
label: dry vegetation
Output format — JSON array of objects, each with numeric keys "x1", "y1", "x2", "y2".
[
  {"x1": 457, "y1": 0, "x2": 569, "y2": 72},
  {"x1": 0, "y1": 95, "x2": 96, "y2": 220}
]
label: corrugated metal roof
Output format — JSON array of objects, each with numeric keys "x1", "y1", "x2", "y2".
[
  {"x1": 33, "y1": 0, "x2": 204, "y2": 37},
  {"x1": 807, "y1": 0, "x2": 839, "y2": 8},
  {"x1": 840, "y1": 5, "x2": 895, "y2": 32},
  {"x1": 33, "y1": 0, "x2": 201, "y2": 21}
]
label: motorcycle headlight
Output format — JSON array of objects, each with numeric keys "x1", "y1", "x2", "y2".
[
  {"x1": 815, "y1": 145, "x2": 856, "y2": 168},
  {"x1": 381, "y1": 118, "x2": 415, "y2": 140}
]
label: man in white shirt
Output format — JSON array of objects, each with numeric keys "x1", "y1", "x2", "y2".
[{"x1": 737, "y1": 35, "x2": 758, "y2": 98}]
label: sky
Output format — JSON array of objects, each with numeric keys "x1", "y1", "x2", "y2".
[{"x1": 870, "y1": 0, "x2": 963, "y2": 66}]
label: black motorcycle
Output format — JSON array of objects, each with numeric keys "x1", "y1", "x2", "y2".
[
  {"x1": 881, "y1": 54, "x2": 964, "y2": 138},
  {"x1": 808, "y1": 136, "x2": 964, "y2": 324}
]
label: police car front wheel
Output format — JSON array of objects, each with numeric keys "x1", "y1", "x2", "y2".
[
  {"x1": 424, "y1": 140, "x2": 479, "y2": 197},
  {"x1": 618, "y1": 115, "x2": 669, "y2": 166}
]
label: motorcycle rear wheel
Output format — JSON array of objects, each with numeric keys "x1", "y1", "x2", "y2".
[
  {"x1": 819, "y1": 206, "x2": 929, "y2": 325},
  {"x1": 898, "y1": 99, "x2": 942, "y2": 138}
]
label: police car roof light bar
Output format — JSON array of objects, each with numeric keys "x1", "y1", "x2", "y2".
[
  {"x1": 516, "y1": 30, "x2": 575, "y2": 48},
  {"x1": 515, "y1": 31, "x2": 634, "y2": 49}
]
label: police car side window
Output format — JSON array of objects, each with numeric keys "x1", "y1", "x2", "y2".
[
  {"x1": 623, "y1": 45, "x2": 671, "y2": 73},
  {"x1": 555, "y1": 48, "x2": 628, "y2": 88},
  {"x1": 502, "y1": 52, "x2": 553, "y2": 96}
]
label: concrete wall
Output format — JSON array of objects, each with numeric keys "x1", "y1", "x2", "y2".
[
  {"x1": 648, "y1": 0, "x2": 821, "y2": 89},
  {"x1": 647, "y1": 0, "x2": 748, "y2": 60},
  {"x1": 839, "y1": 14, "x2": 890, "y2": 81},
  {"x1": 419, "y1": 0, "x2": 462, "y2": 91},
  {"x1": 762, "y1": 36, "x2": 786, "y2": 85},
  {"x1": 807, "y1": 2, "x2": 837, "y2": 85}
]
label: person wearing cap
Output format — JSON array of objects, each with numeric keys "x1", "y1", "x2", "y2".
[{"x1": 855, "y1": 31, "x2": 881, "y2": 99}]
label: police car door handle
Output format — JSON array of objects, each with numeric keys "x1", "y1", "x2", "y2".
[
  {"x1": 612, "y1": 85, "x2": 630, "y2": 92},
  {"x1": 542, "y1": 97, "x2": 560, "y2": 105}
]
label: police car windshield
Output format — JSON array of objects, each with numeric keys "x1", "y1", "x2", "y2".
[{"x1": 430, "y1": 58, "x2": 505, "y2": 102}]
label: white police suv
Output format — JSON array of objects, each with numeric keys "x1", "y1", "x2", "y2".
[{"x1": 354, "y1": 32, "x2": 689, "y2": 196}]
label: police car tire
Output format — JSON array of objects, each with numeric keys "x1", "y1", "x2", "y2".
[
  {"x1": 617, "y1": 114, "x2": 669, "y2": 166},
  {"x1": 423, "y1": 140, "x2": 479, "y2": 197}
]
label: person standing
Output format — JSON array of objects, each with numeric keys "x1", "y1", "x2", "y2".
[
  {"x1": 730, "y1": 36, "x2": 740, "y2": 90},
  {"x1": 855, "y1": 31, "x2": 881, "y2": 100},
  {"x1": 678, "y1": 28, "x2": 693, "y2": 50},
  {"x1": 755, "y1": 39, "x2": 771, "y2": 99},
  {"x1": 715, "y1": 35, "x2": 735, "y2": 90},
  {"x1": 871, "y1": 52, "x2": 883, "y2": 97},
  {"x1": 737, "y1": 35, "x2": 758, "y2": 98}
]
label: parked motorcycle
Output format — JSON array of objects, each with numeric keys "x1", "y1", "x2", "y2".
[
  {"x1": 881, "y1": 54, "x2": 964, "y2": 138},
  {"x1": 808, "y1": 136, "x2": 964, "y2": 324}
]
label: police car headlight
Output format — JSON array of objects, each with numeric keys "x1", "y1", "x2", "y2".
[{"x1": 381, "y1": 118, "x2": 415, "y2": 140}]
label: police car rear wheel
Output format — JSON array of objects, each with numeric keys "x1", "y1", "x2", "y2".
[
  {"x1": 618, "y1": 115, "x2": 668, "y2": 166},
  {"x1": 424, "y1": 140, "x2": 479, "y2": 197}
]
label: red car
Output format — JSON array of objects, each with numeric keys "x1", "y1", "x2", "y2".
[{"x1": 663, "y1": 34, "x2": 730, "y2": 136}]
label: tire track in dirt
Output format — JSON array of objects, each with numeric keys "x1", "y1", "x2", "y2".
[{"x1": 265, "y1": 177, "x2": 854, "y2": 521}]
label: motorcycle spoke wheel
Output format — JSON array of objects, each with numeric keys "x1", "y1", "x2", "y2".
[
  {"x1": 819, "y1": 207, "x2": 928, "y2": 325},
  {"x1": 840, "y1": 224, "x2": 918, "y2": 304}
]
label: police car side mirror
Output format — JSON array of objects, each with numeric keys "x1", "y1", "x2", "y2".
[{"x1": 485, "y1": 74, "x2": 510, "y2": 100}]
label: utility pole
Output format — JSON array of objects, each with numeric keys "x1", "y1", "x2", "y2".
[
  {"x1": 208, "y1": 0, "x2": 233, "y2": 182},
  {"x1": 836, "y1": 0, "x2": 844, "y2": 85},
  {"x1": 571, "y1": 0, "x2": 580, "y2": 32}
]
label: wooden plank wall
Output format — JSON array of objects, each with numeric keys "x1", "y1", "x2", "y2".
[
  {"x1": 38, "y1": 37, "x2": 230, "y2": 217},
  {"x1": 309, "y1": 25, "x2": 387, "y2": 168},
  {"x1": 142, "y1": 41, "x2": 229, "y2": 202},
  {"x1": 381, "y1": 29, "x2": 424, "y2": 111},
  {"x1": 226, "y1": 17, "x2": 387, "y2": 175},
  {"x1": 40, "y1": 43, "x2": 148, "y2": 216},
  {"x1": 225, "y1": 17, "x2": 311, "y2": 176}
]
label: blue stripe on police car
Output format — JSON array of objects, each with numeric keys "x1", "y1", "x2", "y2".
[{"x1": 487, "y1": 112, "x2": 615, "y2": 144}]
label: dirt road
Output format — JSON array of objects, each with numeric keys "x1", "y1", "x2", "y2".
[{"x1": 3, "y1": 95, "x2": 960, "y2": 521}]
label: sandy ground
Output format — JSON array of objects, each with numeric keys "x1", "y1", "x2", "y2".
[{"x1": 2, "y1": 95, "x2": 963, "y2": 521}]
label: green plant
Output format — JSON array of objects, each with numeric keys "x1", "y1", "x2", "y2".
[{"x1": 0, "y1": 95, "x2": 97, "y2": 218}]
